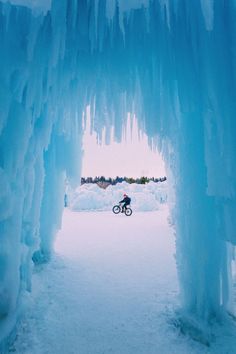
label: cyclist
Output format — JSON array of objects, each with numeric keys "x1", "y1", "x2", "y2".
[{"x1": 119, "y1": 193, "x2": 131, "y2": 213}]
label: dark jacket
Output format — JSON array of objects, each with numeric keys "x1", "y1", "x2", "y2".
[{"x1": 120, "y1": 196, "x2": 131, "y2": 205}]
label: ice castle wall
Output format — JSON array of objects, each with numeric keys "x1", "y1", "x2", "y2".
[{"x1": 0, "y1": 0, "x2": 236, "y2": 345}]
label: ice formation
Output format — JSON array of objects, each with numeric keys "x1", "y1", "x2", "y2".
[
  {"x1": 68, "y1": 181, "x2": 167, "y2": 212},
  {"x1": 0, "y1": 0, "x2": 236, "y2": 346}
]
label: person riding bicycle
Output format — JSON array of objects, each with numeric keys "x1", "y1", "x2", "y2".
[{"x1": 119, "y1": 194, "x2": 131, "y2": 213}]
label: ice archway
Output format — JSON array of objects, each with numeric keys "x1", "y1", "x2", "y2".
[{"x1": 0, "y1": 0, "x2": 236, "y2": 345}]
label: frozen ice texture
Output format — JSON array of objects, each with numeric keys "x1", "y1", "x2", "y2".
[
  {"x1": 0, "y1": 0, "x2": 236, "y2": 346},
  {"x1": 0, "y1": 0, "x2": 51, "y2": 14}
]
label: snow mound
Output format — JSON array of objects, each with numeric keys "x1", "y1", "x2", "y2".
[{"x1": 68, "y1": 181, "x2": 167, "y2": 212}]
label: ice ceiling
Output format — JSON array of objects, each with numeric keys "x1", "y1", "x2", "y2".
[{"x1": 0, "y1": 0, "x2": 236, "y2": 346}]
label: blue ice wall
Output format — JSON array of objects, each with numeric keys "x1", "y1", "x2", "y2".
[
  {"x1": 0, "y1": 1, "x2": 84, "y2": 344},
  {"x1": 0, "y1": 0, "x2": 236, "y2": 345}
]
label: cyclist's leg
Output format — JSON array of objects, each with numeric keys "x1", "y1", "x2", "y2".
[{"x1": 121, "y1": 203, "x2": 127, "y2": 212}]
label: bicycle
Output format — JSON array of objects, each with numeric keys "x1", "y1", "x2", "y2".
[{"x1": 112, "y1": 203, "x2": 132, "y2": 216}]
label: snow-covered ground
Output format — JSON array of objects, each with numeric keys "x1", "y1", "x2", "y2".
[{"x1": 10, "y1": 205, "x2": 209, "y2": 354}]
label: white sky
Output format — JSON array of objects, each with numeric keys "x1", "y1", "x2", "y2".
[{"x1": 82, "y1": 115, "x2": 166, "y2": 178}]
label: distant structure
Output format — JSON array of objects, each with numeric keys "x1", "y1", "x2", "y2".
[
  {"x1": 81, "y1": 176, "x2": 167, "y2": 189},
  {"x1": 96, "y1": 181, "x2": 111, "y2": 189}
]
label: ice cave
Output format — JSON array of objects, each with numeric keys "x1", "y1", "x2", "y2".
[{"x1": 0, "y1": 0, "x2": 236, "y2": 350}]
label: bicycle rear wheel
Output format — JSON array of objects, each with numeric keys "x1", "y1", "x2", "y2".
[
  {"x1": 112, "y1": 205, "x2": 121, "y2": 214},
  {"x1": 125, "y1": 208, "x2": 132, "y2": 216}
]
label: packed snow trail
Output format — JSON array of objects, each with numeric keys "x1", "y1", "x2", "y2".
[{"x1": 12, "y1": 207, "x2": 207, "y2": 353}]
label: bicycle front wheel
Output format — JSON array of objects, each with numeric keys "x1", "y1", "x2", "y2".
[{"x1": 112, "y1": 205, "x2": 121, "y2": 214}]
